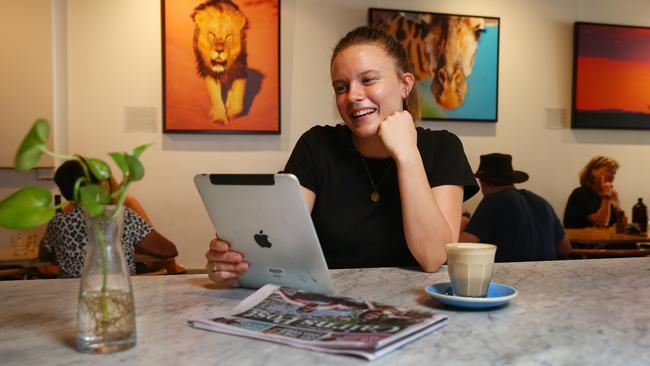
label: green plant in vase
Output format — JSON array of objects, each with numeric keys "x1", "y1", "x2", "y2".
[{"x1": 0, "y1": 119, "x2": 151, "y2": 353}]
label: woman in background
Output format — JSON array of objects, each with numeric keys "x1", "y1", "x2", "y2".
[
  {"x1": 564, "y1": 156, "x2": 621, "y2": 228},
  {"x1": 39, "y1": 160, "x2": 179, "y2": 278}
]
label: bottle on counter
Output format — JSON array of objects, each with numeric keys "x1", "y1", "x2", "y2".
[
  {"x1": 632, "y1": 198, "x2": 648, "y2": 233},
  {"x1": 615, "y1": 210, "x2": 626, "y2": 233}
]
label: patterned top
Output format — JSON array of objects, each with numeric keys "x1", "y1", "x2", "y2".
[{"x1": 41, "y1": 207, "x2": 152, "y2": 278}]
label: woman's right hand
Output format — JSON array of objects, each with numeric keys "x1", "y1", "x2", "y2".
[
  {"x1": 205, "y1": 235, "x2": 249, "y2": 287},
  {"x1": 598, "y1": 175, "x2": 614, "y2": 196}
]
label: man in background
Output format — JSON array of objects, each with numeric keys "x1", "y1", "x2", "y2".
[{"x1": 460, "y1": 153, "x2": 571, "y2": 262}]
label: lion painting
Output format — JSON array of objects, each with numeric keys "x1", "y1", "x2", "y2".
[{"x1": 192, "y1": 0, "x2": 248, "y2": 124}]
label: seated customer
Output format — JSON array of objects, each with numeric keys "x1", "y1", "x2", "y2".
[
  {"x1": 460, "y1": 153, "x2": 571, "y2": 262},
  {"x1": 563, "y1": 156, "x2": 621, "y2": 228},
  {"x1": 40, "y1": 160, "x2": 178, "y2": 278}
]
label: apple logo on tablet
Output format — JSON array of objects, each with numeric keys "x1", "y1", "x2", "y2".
[{"x1": 254, "y1": 230, "x2": 272, "y2": 248}]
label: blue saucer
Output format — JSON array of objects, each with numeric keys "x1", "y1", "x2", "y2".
[{"x1": 425, "y1": 282, "x2": 517, "y2": 309}]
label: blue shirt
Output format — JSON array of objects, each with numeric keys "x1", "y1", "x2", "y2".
[{"x1": 465, "y1": 188, "x2": 565, "y2": 262}]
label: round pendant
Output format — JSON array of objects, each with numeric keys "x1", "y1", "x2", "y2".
[{"x1": 371, "y1": 191, "x2": 380, "y2": 202}]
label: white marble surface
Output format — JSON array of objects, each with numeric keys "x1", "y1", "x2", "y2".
[{"x1": 1, "y1": 258, "x2": 650, "y2": 365}]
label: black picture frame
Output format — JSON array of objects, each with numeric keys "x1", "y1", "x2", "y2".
[
  {"x1": 162, "y1": 0, "x2": 281, "y2": 134},
  {"x1": 571, "y1": 22, "x2": 650, "y2": 130}
]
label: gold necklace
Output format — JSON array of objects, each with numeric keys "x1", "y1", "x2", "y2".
[{"x1": 359, "y1": 155, "x2": 393, "y2": 203}]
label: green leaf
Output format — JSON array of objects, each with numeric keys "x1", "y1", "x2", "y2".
[
  {"x1": 125, "y1": 154, "x2": 145, "y2": 182},
  {"x1": 130, "y1": 143, "x2": 152, "y2": 158},
  {"x1": 0, "y1": 186, "x2": 55, "y2": 229},
  {"x1": 79, "y1": 184, "x2": 110, "y2": 217},
  {"x1": 86, "y1": 158, "x2": 112, "y2": 181},
  {"x1": 14, "y1": 119, "x2": 49, "y2": 171},
  {"x1": 109, "y1": 152, "x2": 129, "y2": 176}
]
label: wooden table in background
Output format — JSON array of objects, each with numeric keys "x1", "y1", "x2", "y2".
[
  {"x1": 566, "y1": 227, "x2": 649, "y2": 246},
  {"x1": 565, "y1": 227, "x2": 650, "y2": 258},
  {"x1": 0, "y1": 249, "x2": 175, "y2": 279}
]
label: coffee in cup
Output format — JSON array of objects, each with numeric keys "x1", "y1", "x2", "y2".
[{"x1": 445, "y1": 243, "x2": 497, "y2": 297}]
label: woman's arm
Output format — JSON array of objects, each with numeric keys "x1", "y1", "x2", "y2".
[
  {"x1": 556, "y1": 234, "x2": 572, "y2": 259},
  {"x1": 378, "y1": 111, "x2": 463, "y2": 272},
  {"x1": 300, "y1": 186, "x2": 316, "y2": 212},
  {"x1": 396, "y1": 151, "x2": 463, "y2": 272},
  {"x1": 432, "y1": 185, "x2": 465, "y2": 242},
  {"x1": 588, "y1": 177, "x2": 617, "y2": 227},
  {"x1": 587, "y1": 196, "x2": 612, "y2": 227},
  {"x1": 136, "y1": 229, "x2": 179, "y2": 258}
]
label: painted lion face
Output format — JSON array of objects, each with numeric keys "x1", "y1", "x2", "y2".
[{"x1": 192, "y1": 2, "x2": 247, "y2": 77}]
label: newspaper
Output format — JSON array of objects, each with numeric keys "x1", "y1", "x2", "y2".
[{"x1": 188, "y1": 284, "x2": 448, "y2": 360}]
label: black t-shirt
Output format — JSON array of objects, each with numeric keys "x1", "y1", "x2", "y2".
[
  {"x1": 284, "y1": 124, "x2": 478, "y2": 269},
  {"x1": 563, "y1": 185, "x2": 616, "y2": 228},
  {"x1": 465, "y1": 188, "x2": 565, "y2": 262}
]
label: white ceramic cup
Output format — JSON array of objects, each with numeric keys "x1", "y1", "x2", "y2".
[{"x1": 445, "y1": 243, "x2": 497, "y2": 297}]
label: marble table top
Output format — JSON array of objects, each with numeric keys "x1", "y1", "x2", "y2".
[{"x1": 1, "y1": 257, "x2": 649, "y2": 365}]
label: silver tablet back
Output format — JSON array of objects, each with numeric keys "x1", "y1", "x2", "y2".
[{"x1": 194, "y1": 173, "x2": 334, "y2": 294}]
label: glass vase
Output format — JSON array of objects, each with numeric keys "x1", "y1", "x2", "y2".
[{"x1": 76, "y1": 206, "x2": 136, "y2": 353}]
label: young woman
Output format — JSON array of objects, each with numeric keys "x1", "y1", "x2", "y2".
[
  {"x1": 564, "y1": 156, "x2": 621, "y2": 228},
  {"x1": 205, "y1": 26, "x2": 478, "y2": 287}
]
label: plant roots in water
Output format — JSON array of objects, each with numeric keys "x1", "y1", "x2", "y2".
[{"x1": 76, "y1": 290, "x2": 136, "y2": 353}]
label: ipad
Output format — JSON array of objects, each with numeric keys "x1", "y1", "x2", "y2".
[{"x1": 194, "y1": 173, "x2": 334, "y2": 294}]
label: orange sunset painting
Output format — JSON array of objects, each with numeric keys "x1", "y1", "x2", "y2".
[{"x1": 572, "y1": 22, "x2": 650, "y2": 129}]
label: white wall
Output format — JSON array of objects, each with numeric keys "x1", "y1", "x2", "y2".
[
  {"x1": 0, "y1": 0, "x2": 54, "y2": 167},
  {"x1": 3, "y1": 0, "x2": 650, "y2": 268}
]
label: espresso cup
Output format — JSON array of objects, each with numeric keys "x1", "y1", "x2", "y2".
[{"x1": 445, "y1": 243, "x2": 497, "y2": 297}]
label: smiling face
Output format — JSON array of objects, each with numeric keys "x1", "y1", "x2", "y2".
[{"x1": 330, "y1": 44, "x2": 412, "y2": 139}]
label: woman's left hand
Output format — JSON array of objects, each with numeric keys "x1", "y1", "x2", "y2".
[{"x1": 377, "y1": 111, "x2": 418, "y2": 161}]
